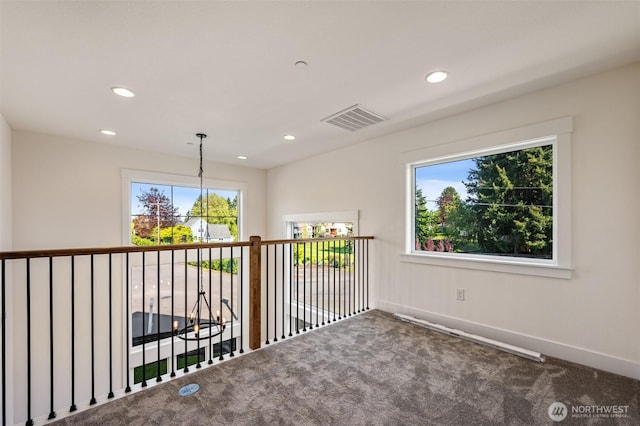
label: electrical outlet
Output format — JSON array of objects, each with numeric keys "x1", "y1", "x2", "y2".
[{"x1": 456, "y1": 288, "x2": 465, "y2": 301}]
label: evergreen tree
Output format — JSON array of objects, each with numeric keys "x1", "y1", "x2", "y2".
[
  {"x1": 415, "y1": 187, "x2": 438, "y2": 248},
  {"x1": 436, "y1": 186, "x2": 461, "y2": 226},
  {"x1": 464, "y1": 145, "x2": 553, "y2": 257}
]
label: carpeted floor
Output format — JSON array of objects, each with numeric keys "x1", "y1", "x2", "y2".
[{"x1": 53, "y1": 310, "x2": 639, "y2": 425}]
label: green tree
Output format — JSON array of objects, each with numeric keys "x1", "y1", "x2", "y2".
[
  {"x1": 132, "y1": 187, "x2": 179, "y2": 239},
  {"x1": 464, "y1": 145, "x2": 553, "y2": 257},
  {"x1": 415, "y1": 187, "x2": 438, "y2": 248},
  {"x1": 445, "y1": 201, "x2": 476, "y2": 252},
  {"x1": 154, "y1": 225, "x2": 193, "y2": 245},
  {"x1": 436, "y1": 186, "x2": 461, "y2": 227},
  {"x1": 228, "y1": 195, "x2": 238, "y2": 211},
  {"x1": 415, "y1": 185, "x2": 431, "y2": 250},
  {"x1": 189, "y1": 193, "x2": 238, "y2": 239},
  {"x1": 131, "y1": 234, "x2": 154, "y2": 246}
]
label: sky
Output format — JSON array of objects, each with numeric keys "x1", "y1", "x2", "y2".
[
  {"x1": 415, "y1": 158, "x2": 474, "y2": 210},
  {"x1": 131, "y1": 182, "x2": 238, "y2": 217}
]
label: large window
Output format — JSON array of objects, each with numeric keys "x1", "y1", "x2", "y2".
[
  {"x1": 402, "y1": 118, "x2": 573, "y2": 278},
  {"x1": 414, "y1": 141, "x2": 553, "y2": 259},
  {"x1": 130, "y1": 182, "x2": 239, "y2": 246}
]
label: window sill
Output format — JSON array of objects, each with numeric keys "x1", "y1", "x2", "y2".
[{"x1": 400, "y1": 253, "x2": 572, "y2": 279}]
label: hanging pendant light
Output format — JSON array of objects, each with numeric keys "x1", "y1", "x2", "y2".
[{"x1": 174, "y1": 133, "x2": 226, "y2": 342}]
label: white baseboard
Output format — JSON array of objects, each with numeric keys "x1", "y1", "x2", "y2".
[{"x1": 377, "y1": 299, "x2": 640, "y2": 381}]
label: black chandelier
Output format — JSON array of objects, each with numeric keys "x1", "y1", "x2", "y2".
[
  {"x1": 173, "y1": 133, "x2": 227, "y2": 341},
  {"x1": 174, "y1": 290, "x2": 225, "y2": 341}
]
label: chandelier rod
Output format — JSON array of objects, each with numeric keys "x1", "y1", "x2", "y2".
[{"x1": 174, "y1": 132, "x2": 228, "y2": 342}]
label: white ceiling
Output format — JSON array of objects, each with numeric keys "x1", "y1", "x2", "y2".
[{"x1": 2, "y1": 1, "x2": 639, "y2": 169}]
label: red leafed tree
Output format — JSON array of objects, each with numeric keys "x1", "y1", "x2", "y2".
[{"x1": 132, "y1": 187, "x2": 179, "y2": 238}]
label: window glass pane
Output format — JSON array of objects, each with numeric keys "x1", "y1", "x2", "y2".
[
  {"x1": 130, "y1": 183, "x2": 239, "y2": 245},
  {"x1": 131, "y1": 183, "x2": 172, "y2": 215},
  {"x1": 290, "y1": 221, "x2": 354, "y2": 310},
  {"x1": 292, "y1": 222, "x2": 353, "y2": 239},
  {"x1": 414, "y1": 144, "x2": 553, "y2": 259},
  {"x1": 173, "y1": 186, "x2": 201, "y2": 223}
]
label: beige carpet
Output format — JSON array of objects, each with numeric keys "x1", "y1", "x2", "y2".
[{"x1": 53, "y1": 310, "x2": 639, "y2": 425}]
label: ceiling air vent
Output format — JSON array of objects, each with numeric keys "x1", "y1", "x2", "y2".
[{"x1": 321, "y1": 104, "x2": 387, "y2": 132}]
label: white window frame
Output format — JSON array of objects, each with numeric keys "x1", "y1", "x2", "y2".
[
  {"x1": 282, "y1": 210, "x2": 359, "y2": 239},
  {"x1": 121, "y1": 169, "x2": 247, "y2": 244},
  {"x1": 400, "y1": 117, "x2": 573, "y2": 279}
]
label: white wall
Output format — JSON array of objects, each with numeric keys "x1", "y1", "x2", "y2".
[
  {"x1": 267, "y1": 63, "x2": 640, "y2": 379},
  {"x1": 0, "y1": 114, "x2": 11, "y2": 250},
  {"x1": 0, "y1": 113, "x2": 15, "y2": 424},
  {"x1": 12, "y1": 131, "x2": 267, "y2": 249}
]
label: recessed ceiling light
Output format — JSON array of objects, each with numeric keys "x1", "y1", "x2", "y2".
[
  {"x1": 111, "y1": 87, "x2": 135, "y2": 97},
  {"x1": 283, "y1": 135, "x2": 296, "y2": 141},
  {"x1": 100, "y1": 129, "x2": 116, "y2": 136},
  {"x1": 237, "y1": 155, "x2": 247, "y2": 160},
  {"x1": 295, "y1": 60, "x2": 308, "y2": 68},
  {"x1": 425, "y1": 71, "x2": 448, "y2": 83}
]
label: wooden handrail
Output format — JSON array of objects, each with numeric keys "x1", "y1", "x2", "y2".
[
  {"x1": 0, "y1": 236, "x2": 374, "y2": 260},
  {"x1": 0, "y1": 241, "x2": 251, "y2": 260}
]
